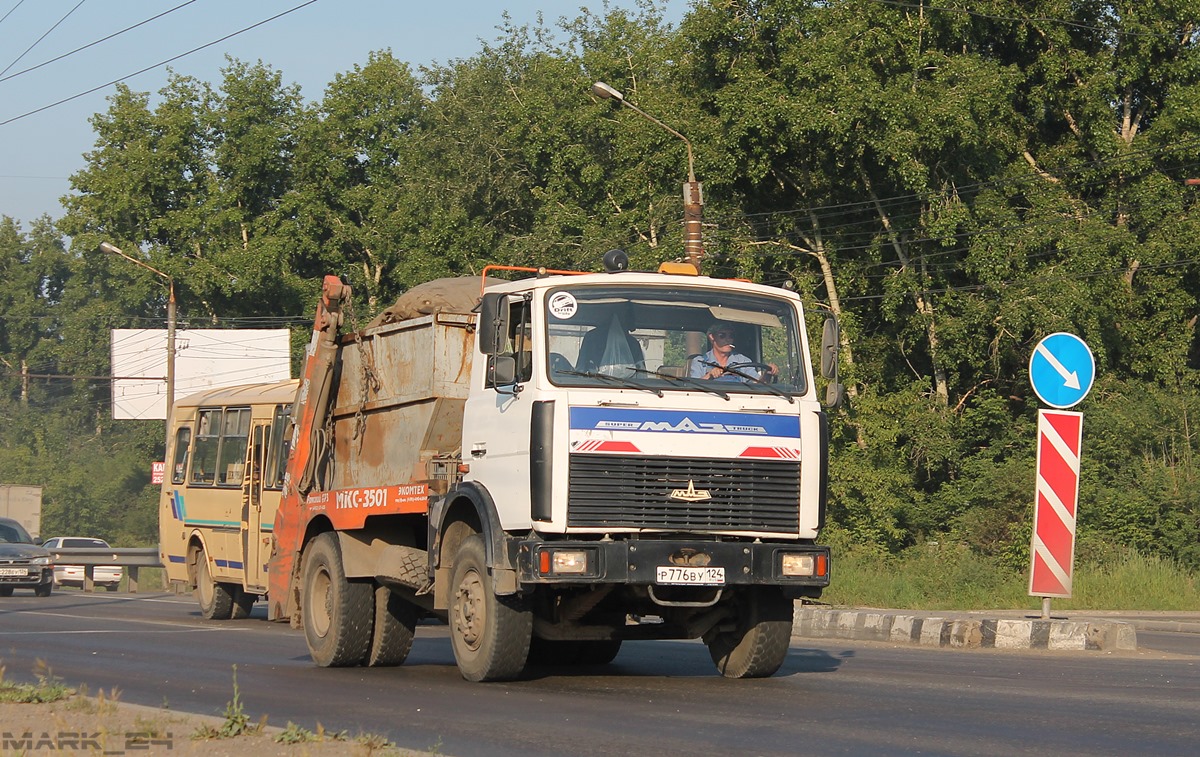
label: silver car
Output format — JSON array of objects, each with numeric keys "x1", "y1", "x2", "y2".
[
  {"x1": 41, "y1": 536, "x2": 123, "y2": 591},
  {"x1": 0, "y1": 517, "x2": 54, "y2": 596}
]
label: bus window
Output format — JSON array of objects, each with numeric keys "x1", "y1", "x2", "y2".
[
  {"x1": 217, "y1": 408, "x2": 251, "y2": 486},
  {"x1": 172, "y1": 427, "x2": 192, "y2": 484},
  {"x1": 190, "y1": 409, "x2": 220, "y2": 485},
  {"x1": 264, "y1": 404, "x2": 291, "y2": 490}
]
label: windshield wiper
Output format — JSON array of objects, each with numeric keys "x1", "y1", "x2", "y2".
[
  {"x1": 628, "y1": 367, "x2": 730, "y2": 400},
  {"x1": 696, "y1": 361, "x2": 795, "y2": 403},
  {"x1": 558, "y1": 369, "x2": 664, "y2": 397}
]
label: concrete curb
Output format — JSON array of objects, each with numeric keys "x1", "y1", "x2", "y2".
[{"x1": 792, "y1": 607, "x2": 1138, "y2": 652}]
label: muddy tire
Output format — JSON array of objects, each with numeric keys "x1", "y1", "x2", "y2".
[
  {"x1": 301, "y1": 533, "x2": 372, "y2": 667},
  {"x1": 448, "y1": 534, "x2": 531, "y2": 682},
  {"x1": 367, "y1": 585, "x2": 418, "y2": 667},
  {"x1": 195, "y1": 548, "x2": 234, "y2": 620},
  {"x1": 706, "y1": 587, "x2": 793, "y2": 679},
  {"x1": 230, "y1": 588, "x2": 256, "y2": 620},
  {"x1": 0, "y1": 587, "x2": 13, "y2": 597}
]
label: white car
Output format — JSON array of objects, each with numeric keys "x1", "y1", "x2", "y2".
[{"x1": 41, "y1": 537, "x2": 123, "y2": 591}]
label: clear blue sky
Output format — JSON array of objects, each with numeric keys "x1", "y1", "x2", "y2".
[{"x1": 0, "y1": 0, "x2": 684, "y2": 227}]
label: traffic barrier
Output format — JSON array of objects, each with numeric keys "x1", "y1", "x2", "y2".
[{"x1": 42, "y1": 547, "x2": 163, "y2": 593}]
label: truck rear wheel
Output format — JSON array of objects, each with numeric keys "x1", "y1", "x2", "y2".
[
  {"x1": 195, "y1": 548, "x2": 234, "y2": 620},
  {"x1": 706, "y1": 587, "x2": 794, "y2": 679},
  {"x1": 301, "y1": 533, "x2": 373, "y2": 667},
  {"x1": 367, "y1": 584, "x2": 417, "y2": 667},
  {"x1": 449, "y1": 534, "x2": 531, "y2": 682}
]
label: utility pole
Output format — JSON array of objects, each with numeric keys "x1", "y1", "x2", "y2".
[{"x1": 591, "y1": 81, "x2": 705, "y2": 269}]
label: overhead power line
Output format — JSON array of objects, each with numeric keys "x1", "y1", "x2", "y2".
[
  {"x1": 0, "y1": 0, "x2": 28, "y2": 28},
  {"x1": 0, "y1": 0, "x2": 199, "y2": 84},
  {"x1": 0, "y1": 0, "x2": 87, "y2": 79},
  {"x1": 0, "y1": 0, "x2": 319, "y2": 127}
]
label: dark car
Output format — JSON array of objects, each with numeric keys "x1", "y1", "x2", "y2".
[{"x1": 0, "y1": 516, "x2": 54, "y2": 596}]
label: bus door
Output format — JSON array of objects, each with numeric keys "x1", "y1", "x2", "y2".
[{"x1": 241, "y1": 422, "x2": 272, "y2": 593}]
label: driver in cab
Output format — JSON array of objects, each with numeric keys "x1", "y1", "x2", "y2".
[{"x1": 690, "y1": 322, "x2": 779, "y2": 382}]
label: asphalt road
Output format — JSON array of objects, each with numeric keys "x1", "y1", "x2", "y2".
[{"x1": 2, "y1": 591, "x2": 1199, "y2": 756}]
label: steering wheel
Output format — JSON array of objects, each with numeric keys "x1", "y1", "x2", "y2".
[{"x1": 727, "y1": 361, "x2": 778, "y2": 383}]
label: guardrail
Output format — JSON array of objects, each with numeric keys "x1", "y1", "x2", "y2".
[{"x1": 43, "y1": 547, "x2": 164, "y2": 593}]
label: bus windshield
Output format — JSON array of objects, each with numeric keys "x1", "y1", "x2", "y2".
[{"x1": 543, "y1": 284, "x2": 807, "y2": 397}]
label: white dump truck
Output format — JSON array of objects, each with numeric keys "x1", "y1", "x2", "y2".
[{"x1": 268, "y1": 252, "x2": 836, "y2": 681}]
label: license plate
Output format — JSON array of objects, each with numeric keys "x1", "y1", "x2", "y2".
[
  {"x1": 656, "y1": 566, "x2": 725, "y2": 586},
  {"x1": 0, "y1": 567, "x2": 28, "y2": 577}
]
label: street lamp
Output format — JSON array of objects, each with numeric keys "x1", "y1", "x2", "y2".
[
  {"x1": 99, "y1": 242, "x2": 176, "y2": 422},
  {"x1": 591, "y1": 81, "x2": 705, "y2": 268}
]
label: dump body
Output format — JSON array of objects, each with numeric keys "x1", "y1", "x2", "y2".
[{"x1": 326, "y1": 313, "x2": 475, "y2": 492}]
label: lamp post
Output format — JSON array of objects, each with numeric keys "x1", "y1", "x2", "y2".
[
  {"x1": 591, "y1": 81, "x2": 705, "y2": 268},
  {"x1": 99, "y1": 242, "x2": 176, "y2": 422}
]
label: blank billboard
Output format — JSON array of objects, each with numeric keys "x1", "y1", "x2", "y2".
[{"x1": 110, "y1": 329, "x2": 291, "y2": 420}]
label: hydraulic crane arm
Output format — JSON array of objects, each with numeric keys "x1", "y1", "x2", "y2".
[{"x1": 267, "y1": 275, "x2": 350, "y2": 622}]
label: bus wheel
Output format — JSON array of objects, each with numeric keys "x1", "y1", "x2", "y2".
[
  {"x1": 301, "y1": 533, "x2": 372, "y2": 667},
  {"x1": 367, "y1": 584, "x2": 417, "y2": 667},
  {"x1": 448, "y1": 534, "x2": 531, "y2": 682},
  {"x1": 195, "y1": 548, "x2": 234, "y2": 620},
  {"x1": 705, "y1": 587, "x2": 793, "y2": 679}
]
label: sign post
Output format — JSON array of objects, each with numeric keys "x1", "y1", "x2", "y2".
[{"x1": 1028, "y1": 333, "x2": 1095, "y2": 619}]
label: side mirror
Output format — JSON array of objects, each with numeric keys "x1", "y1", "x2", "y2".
[
  {"x1": 825, "y1": 382, "x2": 844, "y2": 408},
  {"x1": 487, "y1": 355, "x2": 518, "y2": 391},
  {"x1": 820, "y1": 316, "x2": 839, "y2": 380},
  {"x1": 477, "y1": 293, "x2": 509, "y2": 355}
]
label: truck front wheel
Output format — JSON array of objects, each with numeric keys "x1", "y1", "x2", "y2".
[
  {"x1": 449, "y1": 534, "x2": 531, "y2": 682},
  {"x1": 706, "y1": 587, "x2": 794, "y2": 679},
  {"x1": 301, "y1": 533, "x2": 373, "y2": 667}
]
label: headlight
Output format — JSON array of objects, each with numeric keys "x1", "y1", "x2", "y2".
[
  {"x1": 780, "y1": 553, "x2": 815, "y2": 577},
  {"x1": 537, "y1": 548, "x2": 592, "y2": 576},
  {"x1": 31, "y1": 556, "x2": 53, "y2": 566}
]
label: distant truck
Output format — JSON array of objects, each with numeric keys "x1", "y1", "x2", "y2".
[
  {"x1": 262, "y1": 253, "x2": 838, "y2": 681},
  {"x1": 0, "y1": 485, "x2": 42, "y2": 540}
]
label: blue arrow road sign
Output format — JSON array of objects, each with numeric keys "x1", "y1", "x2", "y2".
[{"x1": 1029, "y1": 332, "x2": 1095, "y2": 409}]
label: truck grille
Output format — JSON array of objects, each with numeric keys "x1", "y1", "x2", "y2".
[{"x1": 567, "y1": 454, "x2": 800, "y2": 533}]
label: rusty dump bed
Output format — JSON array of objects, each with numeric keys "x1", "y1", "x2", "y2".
[{"x1": 326, "y1": 312, "x2": 476, "y2": 491}]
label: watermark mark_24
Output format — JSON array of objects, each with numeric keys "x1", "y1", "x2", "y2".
[{"x1": 1, "y1": 731, "x2": 173, "y2": 753}]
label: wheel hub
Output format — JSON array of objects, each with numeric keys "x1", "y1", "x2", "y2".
[{"x1": 453, "y1": 568, "x2": 485, "y2": 651}]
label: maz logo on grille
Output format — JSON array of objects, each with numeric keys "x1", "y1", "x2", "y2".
[{"x1": 669, "y1": 480, "x2": 712, "y2": 502}]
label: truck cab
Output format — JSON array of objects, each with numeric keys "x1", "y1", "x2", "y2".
[{"x1": 437, "y1": 263, "x2": 830, "y2": 678}]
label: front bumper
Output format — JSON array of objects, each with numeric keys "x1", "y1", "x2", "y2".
[
  {"x1": 514, "y1": 538, "x2": 830, "y2": 588},
  {"x1": 0, "y1": 566, "x2": 54, "y2": 589}
]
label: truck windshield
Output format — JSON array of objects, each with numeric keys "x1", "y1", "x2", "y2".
[{"x1": 544, "y1": 284, "x2": 807, "y2": 397}]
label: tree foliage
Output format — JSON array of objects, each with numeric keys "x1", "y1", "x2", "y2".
[{"x1": 1, "y1": 1, "x2": 1198, "y2": 568}]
